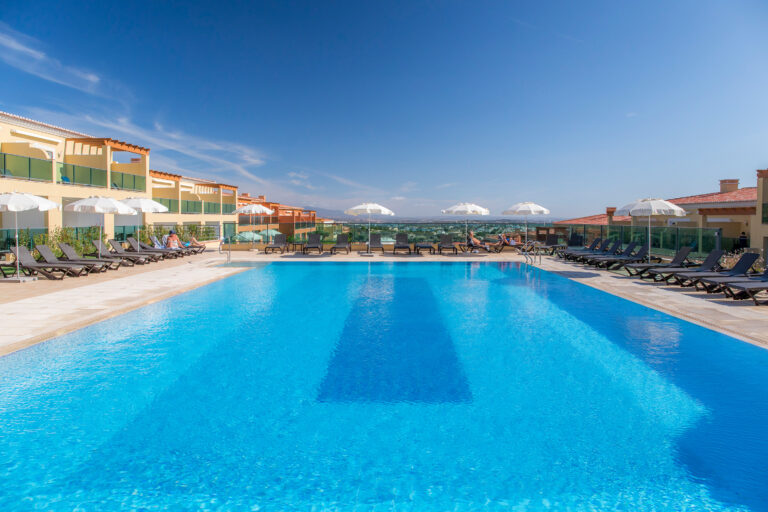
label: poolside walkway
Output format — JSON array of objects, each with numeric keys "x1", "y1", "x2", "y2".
[
  {"x1": 0, "y1": 253, "x2": 246, "y2": 356},
  {"x1": 1, "y1": 248, "x2": 766, "y2": 356}
]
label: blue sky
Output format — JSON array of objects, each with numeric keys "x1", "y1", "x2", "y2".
[{"x1": 2, "y1": 1, "x2": 768, "y2": 217}]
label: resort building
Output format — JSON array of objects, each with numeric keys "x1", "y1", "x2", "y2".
[
  {"x1": 237, "y1": 193, "x2": 317, "y2": 241},
  {"x1": 0, "y1": 111, "x2": 240, "y2": 245},
  {"x1": 556, "y1": 177, "x2": 760, "y2": 251}
]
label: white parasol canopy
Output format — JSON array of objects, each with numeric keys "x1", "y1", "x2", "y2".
[
  {"x1": 441, "y1": 203, "x2": 490, "y2": 250},
  {"x1": 234, "y1": 203, "x2": 275, "y2": 248},
  {"x1": 502, "y1": 202, "x2": 550, "y2": 245},
  {"x1": 122, "y1": 197, "x2": 169, "y2": 252},
  {"x1": 344, "y1": 203, "x2": 395, "y2": 255},
  {"x1": 64, "y1": 197, "x2": 137, "y2": 257},
  {"x1": 615, "y1": 198, "x2": 687, "y2": 262},
  {"x1": 0, "y1": 193, "x2": 59, "y2": 282}
]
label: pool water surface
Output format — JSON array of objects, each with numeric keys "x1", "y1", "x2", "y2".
[{"x1": 0, "y1": 262, "x2": 766, "y2": 511}]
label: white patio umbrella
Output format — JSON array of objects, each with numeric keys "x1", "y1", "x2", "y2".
[
  {"x1": 344, "y1": 202, "x2": 395, "y2": 255},
  {"x1": 615, "y1": 198, "x2": 686, "y2": 263},
  {"x1": 0, "y1": 193, "x2": 59, "y2": 282},
  {"x1": 234, "y1": 203, "x2": 274, "y2": 249},
  {"x1": 122, "y1": 197, "x2": 169, "y2": 252},
  {"x1": 502, "y1": 202, "x2": 550, "y2": 245},
  {"x1": 64, "y1": 197, "x2": 137, "y2": 257},
  {"x1": 441, "y1": 202, "x2": 490, "y2": 250}
]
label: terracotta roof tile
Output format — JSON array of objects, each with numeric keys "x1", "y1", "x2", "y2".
[
  {"x1": 668, "y1": 187, "x2": 757, "y2": 205},
  {"x1": 555, "y1": 213, "x2": 631, "y2": 225}
]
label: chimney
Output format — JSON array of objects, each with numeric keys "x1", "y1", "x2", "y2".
[
  {"x1": 257, "y1": 195, "x2": 265, "y2": 200},
  {"x1": 606, "y1": 206, "x2": 616, "y2": 224},
  {"x1": 719, "y1": 179, "x2": 739, "y2": 193},
  {"x1": 757, "y1": 169, "x2": 768, "y2": 179}
]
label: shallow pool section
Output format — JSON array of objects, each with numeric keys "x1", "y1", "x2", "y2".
[{"x1": 0, "y1": 262, "x2": 766, "y2": 511}]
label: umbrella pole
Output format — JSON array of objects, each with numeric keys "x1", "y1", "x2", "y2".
[
  {"x1": 137, "y1": 212, "x2": 141, "y2": 253},
  {"x1": 99, "y1": 215, "x2": 103, "y2": 259},
  {"x1": 14, "y1": 211, "x2": 19, "y2": 281},
  {"x1": 368, "y1": 212, "x2": 372, "y2": 255},
  {"x1": 251, "y1": 214, "x2": 254, "y2": 251},
  {"x1": 648, "y1": 214, "x2": 651, "y2": 263}
]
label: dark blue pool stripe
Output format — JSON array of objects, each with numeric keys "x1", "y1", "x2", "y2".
[{"x1": 317, "y1": 276, "x2": 472, "y2": 403}]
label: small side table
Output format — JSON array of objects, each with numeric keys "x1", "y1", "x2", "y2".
[{"x1": 290, "y1": 242, "x2": 306, "y2": 252}]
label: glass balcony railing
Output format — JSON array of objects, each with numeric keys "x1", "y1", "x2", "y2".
[
  {"x1": 222, "y1": 203, "x2": 236, "y2": 214},
  {"x1": 204, "y1": 201, "x2": 221, "y2": 214},
  {"x1": 0, "y1": 153, "x2": 53, "y2": 181},
  {"x1": 181, "y1": 200, "x2": 202, "y2": 214},
  {"x1": 57, "y1": 163, "x2": 108, "y2": 188},
  {"x1": 153, "y1": 197, "x2": 179, "y2": 213},
  {"x1": 111, "y1": 171, "x2": 146, "y2": 192},
  {"x1": 0, "y1": 228, "x2": 48, "y2": 252}
]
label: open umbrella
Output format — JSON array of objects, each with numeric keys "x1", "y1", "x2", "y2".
[
  {"x1": 0, "y1": 193, "x2": 59, "y2": 282},
  {"x1": 122, "y1": 197, "x2": 169, "y2": 252},
  {"x1": 234, "y1": 231, "x2": 263, "y2": 242},
  {"x1": 344, "y1": 202, "x2": 395, "y2": 256},
  {"x1": 615, "y1": 198, "x2": 686, "y2": 263},
  {"x1": 502, "y1": 202, "x2": 550, "y2": 245},
  {"x1": 234, "y1": 204, "x2": 274, "y2": 249},
  {"x1": 64, "y1": 197, "x2": 137, "y2": 257},
  {"x1": 441, "y1": 202, "x2": 489, "y2": 251}
]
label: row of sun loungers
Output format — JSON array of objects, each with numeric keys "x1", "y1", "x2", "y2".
[
  {"x1": 558, "y1": 237, "x2": 768, "y2": 305},
  {"x1": 260, "y1": 233, "x2": 539, "y2": 256},
  {"x1": 0, "y1": 236, "x2": 206, "y2": 280}
]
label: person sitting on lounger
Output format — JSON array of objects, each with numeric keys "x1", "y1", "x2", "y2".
[
  {"x1": 466, "y1": 230, "x2": 491, "y2": 252},
  {"x1": 166, "y1": 230, "x2": 184, "y2": 249},
  {"x1": 187, "y1": 235, "x2": 205, "y2": 249},
  {"x1": 492, "y1": 232, "x2": 517, "y2": 250}
]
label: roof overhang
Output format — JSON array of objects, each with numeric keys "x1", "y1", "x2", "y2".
[{"x1": 67, "y1": 137, "x2": 150, "y2": 155}]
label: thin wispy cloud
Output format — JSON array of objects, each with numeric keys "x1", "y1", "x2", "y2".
[
  {"x1": 436, "y1": 182, "x2": 456, "y2": 189},
  {"x1": 0, "y1": 22, "x2": 129, "y2": 101}
]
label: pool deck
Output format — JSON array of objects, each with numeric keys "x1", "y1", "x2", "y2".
[{"x1": 0, "y1": 248, "x2": 766, "y2": 356}]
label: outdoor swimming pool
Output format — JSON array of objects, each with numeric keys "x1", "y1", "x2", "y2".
[{"x1": 0, "y1": 262, "x2": 766, "y2": 511}]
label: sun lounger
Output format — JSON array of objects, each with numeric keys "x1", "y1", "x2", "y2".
[
  {"x1": 595, "y1": 244, "x2": 650, "y2": 271},
  {"x1": 393, "y1": 233, "x2": 411, "y2": 254},
  {"x1": 125, "y1": 237, "x2": 169, "y2": 260},
  {"x1": 722, "y1": 279, "x2": 768, "y2": 305},
  {"x1": 698, "y1": 266, "x2": 768, "y2": 294},
  {"x1": 265, "y1": 233, "x2": 288, "y2": 254},
  {"x1": 117, "y1": 239, "x2": 161, "y2": 262},
  {"x1": 669, "y1": 252, "x2": 759, "y2": 288},
  {"x1": 625, "y1": 246, "x2": 692, "y2": 277},
  {"x1": 414, "y1": 241, "x2": 435, "y2": 255},
  {"x1": 105, "y1": 240, "x2": 151, "y2": 264},
  {"x1": 561, "y1": 238, "x2": 602, "y2": 260},
  {"x1": 555, "y1": 233, "x2": 584, "y2": 258},
  {"x1": 572, "y1": 239, "x2": 621, "y2": 263},
  {"x1": 149, "y1": 235, "x2": 193, "y2": 256},
  {"x1": 36, "y1": 244, "x2": 102, "y2": 274},
  {"x1": 366, "y1": 233, "x2": 385, "y2": 253},
  {"x1": 330, "y1": 234, "x2": 351, "y2": 254},
  {"x1": 137, "y1": 240, "x2": 182, "y2": 258},
  {"x1": 437, "y1": 235, "x2": 457, "y2": 255},
  {"x1": 647, "y1": 250, "x2": 725, "y2": 283},
  {"x1": 58, "y1": 242, "x2": 122, "y2": 270},
  {"x1": 303, "y1": 233, "x2": 323, "y2": 254},
  {"x1": 585, "y1": 241, "x2": 637, "y2": 266},
  {"x1": 4, "y1": 246, "x2": 68, "y2": 280}
]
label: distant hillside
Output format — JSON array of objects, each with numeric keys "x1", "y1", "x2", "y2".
[{"x1": 305, "y1": 206, "x2": 562, "y2": 224}]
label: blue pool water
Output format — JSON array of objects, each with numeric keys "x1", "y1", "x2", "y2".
[{"x1": 0, "y1": 262, "x2": 767, "y2": 511}]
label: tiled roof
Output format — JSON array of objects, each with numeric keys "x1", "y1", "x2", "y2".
[
  {"x1": 668, "y1": 187, "x2": 757, "y2": 205},
  {"x1": 555, "y1": 213, "x2": 631, "y2": 225},
  {"x1": 558, "y1": 186, "x2": 758, "y2": 225}
]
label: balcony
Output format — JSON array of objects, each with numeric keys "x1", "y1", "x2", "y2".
[
  {"x1": 57, "y1": 163, "x2": 108, "y2": 188},
  {"x1": 0, "y1": 153, "x2": 53, "y2": 182},
  {"x1": 204, "y1": 201, "x2": 221, "y2": 214},
  {"x1": 153, "y1": 197, "x2": 179, "y2": 213},
  {"x1": 222, "y1": 203, "x2": 236, "y2": 214},
  {"x1": 181, "y1": 200, "x2": 202, "y2": 214},
  {"x1": 111, "y1": 171, "x2": 146, "y2": 192}
]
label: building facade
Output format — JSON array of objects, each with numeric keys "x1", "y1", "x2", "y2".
[
  {"x1": 237, "y1": 193, "x2": 317, "y2": 241},
  {"x1": 0, "y1": 111, "x2": 246, "y2": 247}
]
